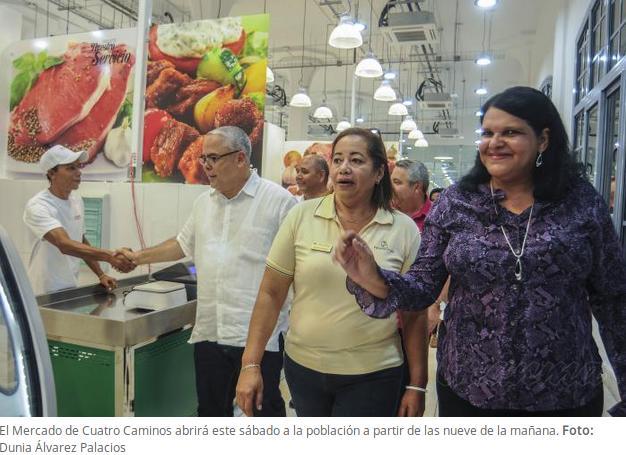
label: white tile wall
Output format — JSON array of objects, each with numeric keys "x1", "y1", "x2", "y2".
[{"x1": 0, "y1": 178, "x2": 208, "y2": 287}]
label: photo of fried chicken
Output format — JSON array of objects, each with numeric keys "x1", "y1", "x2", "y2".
[
  {"x1": 150, "y1": 118, "x2": 199, "y2": 177},
  {"x1": 178, "y1": 136, "x2": 209, "y2": 184},
  {"x1": 214, "y1": 98, "x2": 263, "y2": 147}
]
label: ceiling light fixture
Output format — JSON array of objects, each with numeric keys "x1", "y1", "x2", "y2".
[
  {"x1": 475, "y1": 87, "x2": 488, "y2": 96},
  {"x1": 401, "y1": 116, "x2": 418, "y2": 132},
  {"x1": 415, "y1": 138, "x2": 429, "y2": 147},
  {"x1": 475, "y1": 54, "x2": 492, "y2": 66},
  {"x1": 383, "y1": 70, "x2": 396, "y2": 80},
  {"x1": 408, "y1": 128, "x2": 424, "y2": 140},
  {"x1": 475, "y1": 0, "x2": 498, "y2": 9},
  {"x1": 266, "y1": 67, "x2": 274, "y2": 84},
  {"x1": 329, "y1": 15, "x2": 363, "y2": 49},
  {"x1": 336, "y1": 119, "x2": 352, "y2": 132},
  {"x1": 355, "y1": 2, "x2": 383, "y2": 78},
  {"x1": 374, "y1": 80, "x2": 396, "y2": 101},
  {"x1": 354, "y1": 22, "x2": 366, "y2": 32},
  {"x1": 356, "y1": 117, "x2": 364, "y2": 123},
  {"x1": 290, "y1": 1, "x2": 312, "y2": 107},
  {"x1": 388, "y1": 102, "x2": 408, "y2": 116},
  {"x1": 402, "y1": 99, "x2": 413, "y2": 106},
  {"x1": 475, "y1": 110, "x2": 483, "y2": 117},
  {"x1": 290, "y1": 88, "x2": 312, "y2": 107},
  {"x1": 313, "y1": 105, "x2": 333, "y2": 119}
]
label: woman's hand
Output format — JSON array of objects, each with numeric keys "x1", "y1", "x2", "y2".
[
  {"x1": 236, "y1": 367, "x2": 263, "y2": 417},
  {"x1": 333, "y1": 230, "x2": 379, "y2": 286},
  {"x1": 397, "y1": 390, "x2": 425, "y2": 417},
  {"x1": 98, "y1": 274, "x2": 118, "y2": 293}
]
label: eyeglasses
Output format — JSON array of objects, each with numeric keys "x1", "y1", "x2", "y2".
[{"x1": 199, "y1": 150, "x2": 240, "y2": 166}]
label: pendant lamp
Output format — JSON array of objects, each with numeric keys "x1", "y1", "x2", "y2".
[
  {"x1": 374, "y1": 80, "x2": 396, "y2": 101},
  {"x1": 329, "y1": 15, "x2": 363, "y2": 49}
]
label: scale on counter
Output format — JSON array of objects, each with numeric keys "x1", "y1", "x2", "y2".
[{"x1": 124, "y1": 281, "x2": 187, "y2": 311}]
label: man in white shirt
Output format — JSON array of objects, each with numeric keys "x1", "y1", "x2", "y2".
[
  {"x1": 118, "y1": 126, "x2": 296, "y2": 417},
  {"x1": 23, "y1": 145, "x2": 134, "y2": 295}
]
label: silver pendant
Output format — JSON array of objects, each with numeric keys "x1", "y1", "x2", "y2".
[{"x1": 515, "y1": 258, "x2": 522, "y2": 281}]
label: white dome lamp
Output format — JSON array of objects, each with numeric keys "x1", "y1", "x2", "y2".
[
  {"x1": 401, "y1": 116, "x2": 418, "y2": 132},
  {"x1": 290, "y1": 88, "x2": 312, "y2": 107},
  {"x1": 388, "y1": 102, "x2": 408, "y2": 116},
  {"x1": 329, "y1": 15, "x2": 363, "y2": 49},
  {"x1": 355, "y1": 1, "x2": 383, "y2": 78},
  {"x1": 408, "y1": 128, "x2": 424, "y2": 140},
  {"x1": 415, "y1": 138, "x2": 429, "y2": 147},
  {"x1": 374, "y1": 80, "x2": 396, "y2": 101},
  {"x1": 266, "y1": 66, "x2": 275, "y2": 84},
  {"x1": 336, "y1": 119, "x2": 352, "y2": 132},
  {"x1": 355, "y1": 52, "x2": 383, "y2": 78},
  {"x1": 313, "y1": 104, "x2": 333, "y2": 119},
  {"x1": 290, "y1": 0, "x2": 312, "y2": 108}
]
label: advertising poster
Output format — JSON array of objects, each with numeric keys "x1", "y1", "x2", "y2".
[
  {"x1": 1, "y1": 29, "x2": 137, "y2": 181},
  {"x1": 142, "y1": 14, "x2": 269, "y2": 184}
]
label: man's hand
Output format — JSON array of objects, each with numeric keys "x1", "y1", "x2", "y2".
[
  {"x1": 236, "y1": 367, "x2": 264, "y2": 417},
  {"x1": 397, "y1": 389, "x2": 425, "y2": 417},
  {"x1": 98, "y1": 274, "x2": 118, "y2": 293},
  {"x1": 110, "y1": 251, "x2": 135, "y2": 273}
]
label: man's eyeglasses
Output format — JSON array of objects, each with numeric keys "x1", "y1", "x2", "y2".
[{"x1": 199, "y1": 150, "x2": 240, "y2": 166}]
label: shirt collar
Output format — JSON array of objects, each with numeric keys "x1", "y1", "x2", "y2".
[
  {"x1": 209, "y1": 171, "x2": 260, "y2": 199},
  {"x1": 410, "y1": 198, "x2": 432, "y2": 220},
  {"x1": 314, "y1": 193, "x2": 394, "y2": 225}
]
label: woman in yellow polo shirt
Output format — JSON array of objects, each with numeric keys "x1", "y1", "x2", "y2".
[{"x1": 236, "y1": 128, "x2": 426, "y2": 417}]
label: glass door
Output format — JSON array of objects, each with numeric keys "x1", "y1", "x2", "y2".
[
  {"x1": 0, "y1": 226, "x2": 56, "y2": 416},
  {"x1": 604, "y1": 86, "x2": 621, "y2": 215},
  {"x1": 586, "y1": 104, "x2": 600, "y2": 185}
]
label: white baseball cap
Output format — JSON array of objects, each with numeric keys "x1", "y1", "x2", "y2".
[{"x1": 39, "y1": 145, "x2": 88, "y2": 173}]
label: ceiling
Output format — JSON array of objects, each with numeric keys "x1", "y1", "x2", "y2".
[{"x1": 2, "y1": 0, "x2": 560, "y2": 184}]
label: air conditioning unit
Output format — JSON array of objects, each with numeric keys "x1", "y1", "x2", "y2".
[
  {"x1": 419, "y1": 93, "x2": 453, "y2": 110},
  {"x1": 438, "y1": 127, "x2": 460, "y2": 138},
  {"x1": 382, "y1": 11, "x2": 439, "y2": 46}
]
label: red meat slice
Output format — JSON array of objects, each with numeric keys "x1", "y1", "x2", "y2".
[
  {"x1": 10, "y1": 43, "x2": 109, "y2": 147},
  {"x1": 54, "y1": 45, "x2": 136, "y2": 161}
]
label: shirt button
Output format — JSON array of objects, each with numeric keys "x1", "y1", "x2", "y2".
[
  {"x1": 509, "y1": 360, "x2": 515, "y2": 366},
  {"x1": 510, "y1": 321, "x2": 516, "y2": 327},
  {"x1": 511, "y1": 284, "x2": 520, "y2": 292}
]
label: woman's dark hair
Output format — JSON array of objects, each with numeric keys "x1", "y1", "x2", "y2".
[
  {"x1": 459, "y1": 86, "x2": 583, "y2": 201},
  {"x1": 429, "y1": 187, "x2": 443, "y2": 201},
  {"x1": 332, "y1": 127, "x2": 393, "y2": 211}
]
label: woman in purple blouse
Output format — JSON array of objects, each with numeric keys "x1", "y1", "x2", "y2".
[{"x1": 334, "y1": 86, "x2": 626, "y2": 417}]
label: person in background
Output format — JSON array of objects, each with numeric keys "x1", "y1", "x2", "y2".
[
  {"x1": 390, "y1": 159, "x2": 432, "y2": 414},
  {"x1": 236, "y1": 128, "x2": 424, "y2": 417},
  {"x1": 392, "y1": 159, "x2": 448, "y2": 349},
  {"x1": 334, "y1": 86, "x2": 626, "y2": 417},
  {"x1": 117, "y1": 126, "x2": 296, "y2": 417},
  {"x1": 429, "y1": 187, "x2": 444, "y2": 203},
  {"x1": 295, "y1": 154, "x2": 329, "y2": 200},
  {"x1": 23, "y1": 145, "x2": 134, "y2": 295}
]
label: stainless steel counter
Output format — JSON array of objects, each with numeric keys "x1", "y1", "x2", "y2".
[{"x1": 36, "y1": 276, "x2": 196, "y2": 348}]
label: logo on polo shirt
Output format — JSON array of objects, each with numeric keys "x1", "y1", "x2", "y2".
[{"x1": 373, "y1": 240, "x2": 393, "y2": 253}]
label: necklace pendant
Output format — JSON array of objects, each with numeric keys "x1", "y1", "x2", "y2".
[{"x1": 515, "y1": 258, "x2": 523, "y2": 281}]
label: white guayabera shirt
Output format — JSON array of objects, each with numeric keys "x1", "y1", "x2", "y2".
[{"x1": 177, "y1": 171, "x2": 297, "y2": 351}]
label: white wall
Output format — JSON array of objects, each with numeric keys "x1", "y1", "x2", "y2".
[
  {"x1": 0, "y1": 178, "x2": 208, "y2": 287},
  {"x1": 0, "y1": 6, "x2": 22, "y2": 55}
]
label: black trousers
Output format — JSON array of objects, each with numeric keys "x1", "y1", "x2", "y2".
[
  {"x1": 284, "y1": 354, "x2": 403, "y2": 417},
  {"x1": 436, "y1": 374, "x2": 604, "y2": 417},
  {"x1": 193, "y1": 339, "x2": 286, "y2": 417}
]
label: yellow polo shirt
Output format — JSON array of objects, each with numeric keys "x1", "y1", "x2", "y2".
[{"x1": 266, "y1": 194, "x2": 420, "y2": 375}]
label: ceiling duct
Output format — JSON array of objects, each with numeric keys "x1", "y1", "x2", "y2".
[
  {"x1": 382, "y1": 11, "x2": 438, "y2": 46},
  {"x1": 418, "y1": 93, "x2": 452, "y2": 110}
]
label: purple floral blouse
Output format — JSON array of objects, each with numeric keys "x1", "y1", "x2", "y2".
[{"x1": 348, "y1": 178, "x2": 626, "y2": 415}]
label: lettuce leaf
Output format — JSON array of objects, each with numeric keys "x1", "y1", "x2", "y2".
[{"x1": 242, "y1": 31, "x2": 268, "y2": 59}]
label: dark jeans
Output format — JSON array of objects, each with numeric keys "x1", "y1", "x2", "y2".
[
  {"x1": 436, "y1": 373, "x2": 604, "y2": 417},
  {"x1": 284, "y1": 354, "x2": 403, "y2": 417},
  {"x1": 194, "y1": 339, "x2": 286, "y2": 417}
]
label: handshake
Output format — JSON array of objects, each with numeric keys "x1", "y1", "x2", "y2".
[{"x1": 108, "y1": 247, "x2": 139, "y2": 273}]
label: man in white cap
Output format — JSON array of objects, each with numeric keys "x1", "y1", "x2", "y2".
[{"x1": 23, "y1": 145, "x2": 134, "y2": 295}]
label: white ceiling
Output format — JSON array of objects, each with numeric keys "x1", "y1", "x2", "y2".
[{"x1": 2, "y1": 0, "x2": 562, "y2": 184}]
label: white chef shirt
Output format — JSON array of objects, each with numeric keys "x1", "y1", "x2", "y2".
[
  {"x1": 23, "y1": 189, "x2": 85, "y2": 295},
  {"x1": 177, "y1": 171, "x2": 297, "y2": 350}
]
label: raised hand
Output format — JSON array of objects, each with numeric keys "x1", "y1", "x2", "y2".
[{"x1": 332, "y1": 230, "x2": 379, "y2": 286}]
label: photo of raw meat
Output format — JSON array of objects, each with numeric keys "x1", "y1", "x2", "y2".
[
  {"x1": 141, "y1": 14, "x2": 269, "y2": 184},
  {"x1": 2, "y1": 29, "x2": 137, "y2": 180}
]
